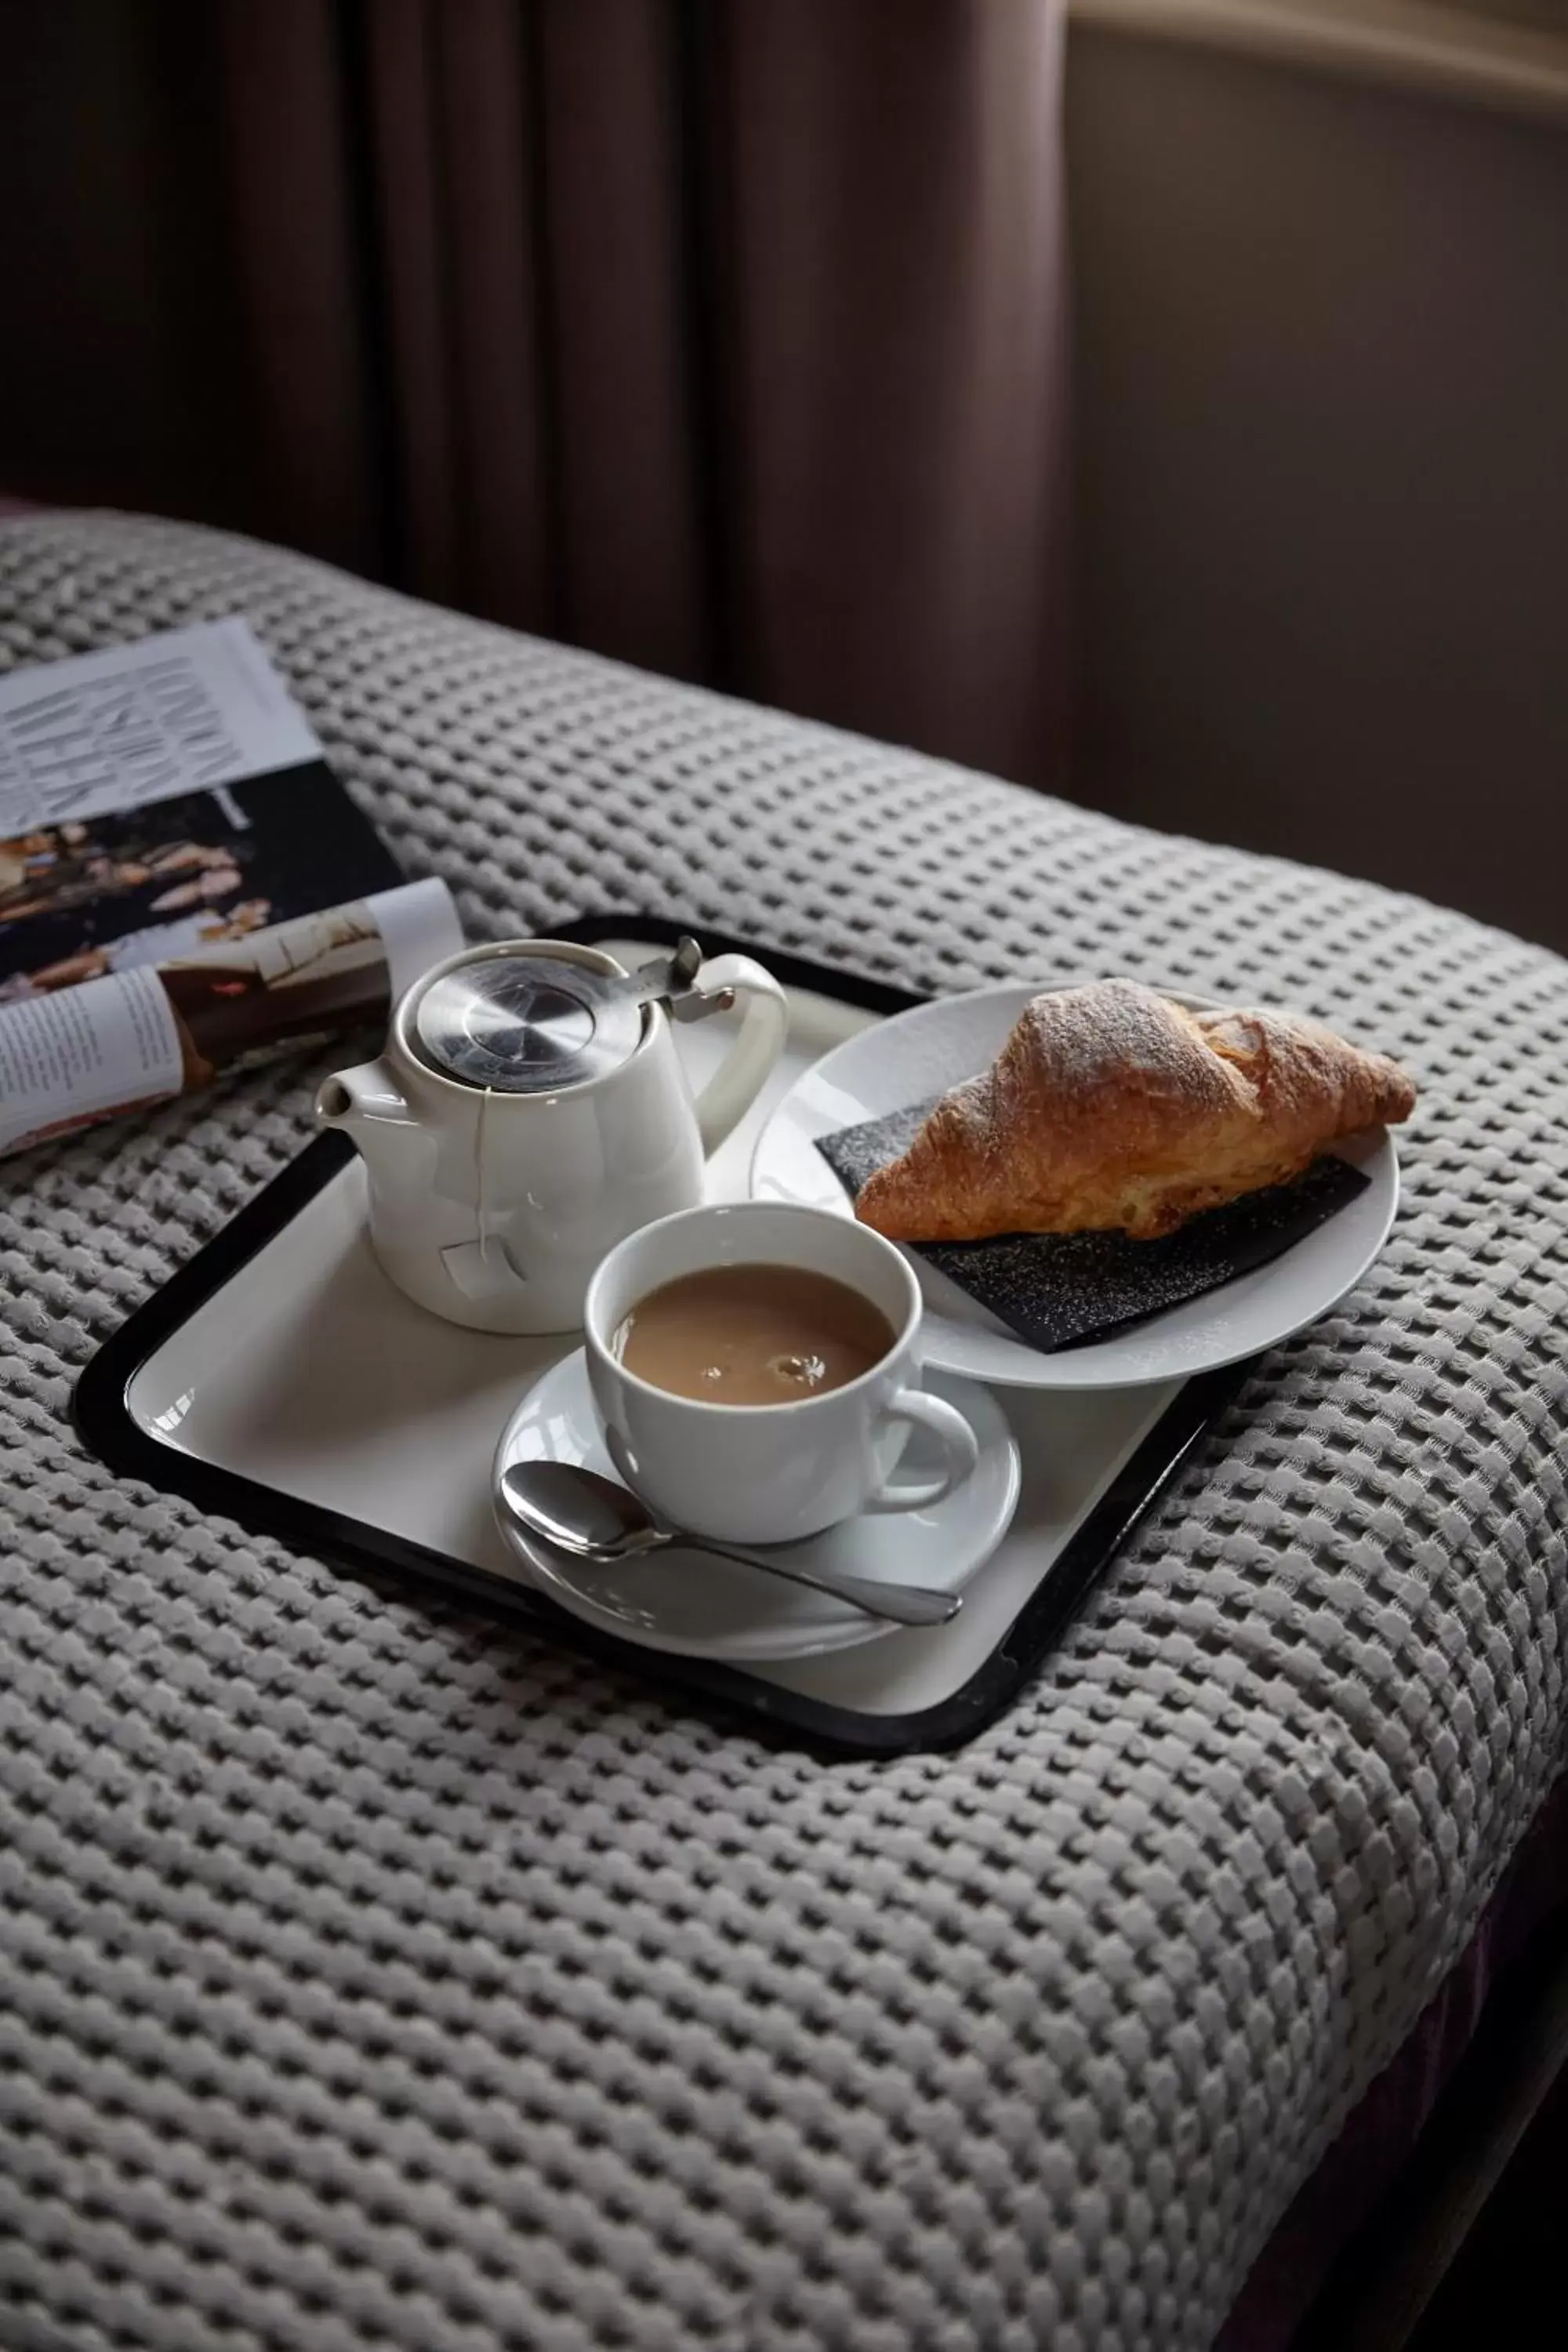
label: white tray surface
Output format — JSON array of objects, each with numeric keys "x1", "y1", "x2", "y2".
[{"x1": 126, "y1": 940, "x2": 1179, "y2": 1717}]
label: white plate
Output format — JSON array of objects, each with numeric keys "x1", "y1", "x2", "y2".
[
  {"x1": 492, "y1": 1352, "x2": 1021, "y2": 1662},
  {"x1": 750, "y1": 979, "x2": 1401, "y2": 1391}
]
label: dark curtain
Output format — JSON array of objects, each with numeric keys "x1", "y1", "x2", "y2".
[{"x1": 2, "y1": 0, "x2": 1069, "y2": 786}]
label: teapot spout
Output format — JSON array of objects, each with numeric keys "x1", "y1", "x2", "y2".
[{"x1": 315, "y1": 1057, "x2": 418, "y2": 1165}]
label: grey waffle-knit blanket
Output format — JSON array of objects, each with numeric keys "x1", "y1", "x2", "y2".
[{"x1": 2, "y1": 511, "x2": 1566, "y2": 2352}]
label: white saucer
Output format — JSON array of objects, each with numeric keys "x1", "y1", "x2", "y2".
[
  {"x1": 749, "y1": 978, "x2": 1402, "y2": 1392},
  {"x1": 491, "y1": 1352, "x2": 1021, "y2": 1662}
]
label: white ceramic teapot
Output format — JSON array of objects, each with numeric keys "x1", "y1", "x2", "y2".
[{"x1": 316, "y1": 936, "x2": 788, "y2": 1334}]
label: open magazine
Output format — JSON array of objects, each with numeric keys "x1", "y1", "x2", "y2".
[{"x1": 0, "y1": 619, "x2": 463, "y2": 1156}]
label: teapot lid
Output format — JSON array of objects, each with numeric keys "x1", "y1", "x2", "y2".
[{"x1": 412, "y1": 951, "x2": 645, "y2": 1093}]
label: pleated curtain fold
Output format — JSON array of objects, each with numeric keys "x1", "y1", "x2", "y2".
[{"x1": 14, "y1": 0, "x2": 1071, "y2": 786}]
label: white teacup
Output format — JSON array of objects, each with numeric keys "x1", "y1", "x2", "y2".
[{"x1": 583, "y1": 1201, "x2": 980, "y2": 1547}]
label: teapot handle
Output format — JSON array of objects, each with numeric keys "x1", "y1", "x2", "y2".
[{"x1": 686, "y1": 955, "x2": 789, "y2": 1158}]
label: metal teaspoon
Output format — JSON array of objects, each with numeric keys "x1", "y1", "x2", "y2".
[{"x1": 499, "y1": 1461, "x2": 960, "y2": 1629}]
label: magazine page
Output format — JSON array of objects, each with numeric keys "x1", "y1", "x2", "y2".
[
  {"x1": 1, "y1": 768, "x2": 405, "y2": 990},
  {"x1": 0, "y1": 620, "x2": 463, "y2": 1157},
  {"x1": 0, "y1": 875, "x2": 462, "y2": 1158},
  {"x1": 0, "y1": 617, "x2": 321, "y2": 828},
  {"x1": 0, "y1": 619, "x2": 404, "y2": 992}
]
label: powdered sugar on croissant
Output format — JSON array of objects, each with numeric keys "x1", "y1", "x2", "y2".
[{"x1": 854, "y1": 978, "x2": 1416, "y2": 1243}]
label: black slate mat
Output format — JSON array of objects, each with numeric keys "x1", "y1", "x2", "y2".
[{"x1": 818, "y1": 1101, "x2": 1370, "y2": 1352}]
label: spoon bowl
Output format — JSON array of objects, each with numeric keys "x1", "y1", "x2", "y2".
[{"x1": 504, "y1": 1458, "x2": 665, "y2": 1560}]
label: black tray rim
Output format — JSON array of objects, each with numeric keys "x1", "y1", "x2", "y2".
[{"x1": 72, "y1": 911, "x2": 1255, "y2": 1759}]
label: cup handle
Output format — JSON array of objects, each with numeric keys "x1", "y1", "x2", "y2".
[
  {"x1": 865, "y1": 1388, "x2": 980, "y2": 1513},
  {"x1": 687, "y1": 954, "x2": 790, "y2": 1156}
]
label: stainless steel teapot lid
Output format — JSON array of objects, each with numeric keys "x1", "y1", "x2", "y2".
[{"x1": 411, "y1": 937, "x2": 711, "y2": 1094}]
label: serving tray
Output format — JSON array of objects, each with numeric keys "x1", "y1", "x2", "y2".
[{"x1": 74, "y1": 916, "x2": 1253, "y2": 1755}]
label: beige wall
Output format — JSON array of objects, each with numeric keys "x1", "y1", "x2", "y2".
[{"x1": 1065, "y1": 23, "x2": 1568, "y2": 950}]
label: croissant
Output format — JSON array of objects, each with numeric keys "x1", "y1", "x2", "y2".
[{"x1": 854, "y1": 978, "x2": 1416, "y2": 1243}]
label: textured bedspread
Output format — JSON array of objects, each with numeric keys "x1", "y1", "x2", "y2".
[{"x1": 2, "y1": 511, "x2": 1566, "y2": 2352}]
